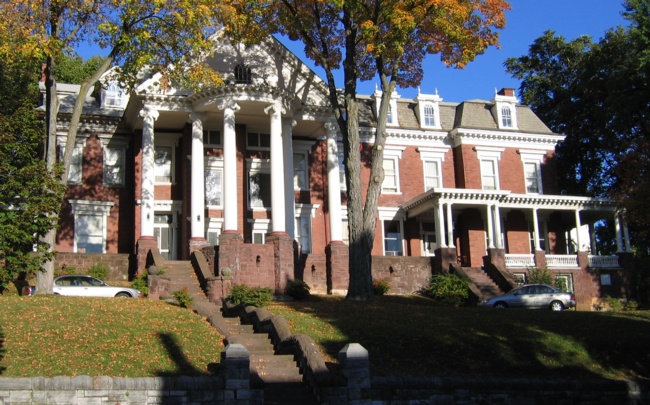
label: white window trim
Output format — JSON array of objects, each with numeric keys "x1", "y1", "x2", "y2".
[
  {"x1": 69, "y1": 200, "x2": 114, "y2": 254},
  {"x1": 418, "y1": 147, "x2": 448, "y2": 191},
  {"x1": 154, "y1": 134, "x2": 181, "y2": 185},
  {"x1": 247, "y1": 158, "x2": 271, "y2": 211},
  {"x1": 381, "y1": 146, "x2": 405, "y2": 194},
  {"x1": 292, "y1": 148, "x2": 310, "y2": 191},
  {"x1": 420, "y1": 220, "x2": 437, "y2": 257},
  {"x1": 99, "y1": 136, "x2": 129, "y2": 187},
  {"x1": 205, "y1": 157, "x2": 224, "y2": 208},
  {"x1": 520, "y1": 150, "x2": 546, "y2": 195},
  {"x1": 475, "y1": 146, "x2": 504, "y2": 191},
  {"x1": 495, "y1": 102, "x2": 518, "y2": 130},
  {"x1": 378, "y1": 207, "x2": 405, "y2": 256},
  {"x1": 206, "y1": 217, "x2": 224, "y2": 246},
  {"x1": 248, "y1": 218, "x2": 271, "y2": 244},
  {"x1": 246, "y1": 131, "x2": 270, "y2": 151},
  {"x1": 374, "y1": 89, "x2": 400, "y2": 127},
  {"x1": 102, "y1": 82, "x2": 129, "y2": 109},
  {"x1": 203, "y1": 129, "x2": 222, "y2": 147}
]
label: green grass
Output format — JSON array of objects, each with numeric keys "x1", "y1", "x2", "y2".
[
  {"x1": 268, "y1": 295, "x2": 650, "y2": 382},
  {"x1": 0, "y1": 296, "x2": 224, "y2": 377}
]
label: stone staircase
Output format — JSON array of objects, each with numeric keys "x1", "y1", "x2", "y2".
[
  {"x1": 160, "y1": 260, "x2": 318, "y2": 405},
  {"x1": 462, "y1": 267, "x2": 504, "y2": 300}
]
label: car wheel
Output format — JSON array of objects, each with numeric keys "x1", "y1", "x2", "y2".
[
  {"x1": 115, "y1": 292, "x2": 131, "y2": 298},
  {"x1": 494, "y1": 302, "x2": 508, "y2": 309},
  {"x1": 550, "y1": 300, "x2": 564, "y2": 311}
]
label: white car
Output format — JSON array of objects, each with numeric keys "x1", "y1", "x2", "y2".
[
  {"x1": 479, "y1": 284, "x2": 575, "y2": 311},
  {"x1": 23, "y1": 275, "x2": 142, "y2": 298}
]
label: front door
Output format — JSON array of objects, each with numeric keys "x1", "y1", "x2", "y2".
[{"x1": 153, "y1": 213, "x2": 176, "y2": 260}]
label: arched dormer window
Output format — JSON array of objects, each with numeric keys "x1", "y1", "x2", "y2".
[
  {"x1": 103, "y1": 82, "x2": 127, "y2": 108},
  {"x1": 501, "y1": 105, "x2": 513, "y2": 128},
  {"x1": 234, "y1": 64, "x2": 252, "y2": 84},
  {"x1": 423, "y1": 104, "x2": 436, "y2": 127}
]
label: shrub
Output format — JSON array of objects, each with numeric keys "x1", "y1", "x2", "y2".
[
  {"x1": 172, "y1": 287, "x2": 193, "y2": 308},
  {"x1": 131, "y1": 274, "x2": 149, "y2": 296},
  {"x1": 527, "y1": 266, "x2": 553, "y2": 285},
  {"x1": 373, "y1": 278, "x2": 391, "y2": 296},
  {"x1": 285, "y1": 279, "x2": 311, "y2": 300},
  {"x1": 425, "y1": 273, "x2": 469, "y2": 307},
  {"x1": 87, "y1": 263, "x2": 109, "y2": 281},
  {"x1": 606, "y1": 295, "x2": 624, "y2": 311},
  {"x1": 227, "y1": 284, "x2": 273, "y2": 307}
]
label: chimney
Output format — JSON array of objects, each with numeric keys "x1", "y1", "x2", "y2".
[{"x1": 497, "y1": 88, "x2": 515, "y2": 97}]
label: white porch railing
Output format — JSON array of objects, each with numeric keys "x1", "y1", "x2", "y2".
[
  {"x1": 505, "y1": 254, "x2": 535, "y2": 268},
  {"x1": 588, "y1": 255, "x2": 620, "y2": 268},
  {"x1": 546, "y1": 254, "x2": 579, "y2": 268}
]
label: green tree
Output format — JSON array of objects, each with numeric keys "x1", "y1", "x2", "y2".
[
  {"x1": 0, "y1": 60, "x2": 65, "y2": 290},
  {"x1": 225, "y1": 0, "x2": 509, "y2": 300},
  {"x1": 0, "y1": 0, "x2": 230, "y2": 293},
  {"x1": 504, "y1": 0, "x2": 650, "y2": 253}
]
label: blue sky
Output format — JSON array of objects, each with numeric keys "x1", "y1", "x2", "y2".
[{"x1": 77, "y1": 1, "x2": 630, "y2": 103}]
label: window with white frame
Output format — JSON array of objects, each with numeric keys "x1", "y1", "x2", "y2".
[
  {"x1": 293, "y1": 152, "x2": 309, "y2": 190},
  {"x1": 374, "y1": 89, "x2": 400, "y2": 126},
  {"x1": 205, "y1": 166, "x2": 223, "y2": 207},
  {"x1": 420, "y1": 221, "x2": 437, "y2": 256},
  {"x1": 247, "y1": 132, "x2": 270, "y2": 150},
  {"x1": 338, "y1": 152, "x2": 346, "y2": 190},
  {"x1": 383, "y1": 220, "x2": 403, "y2": 256},
  {"x1": 381, "y1": 147, "x2": 404, "y2": 194},
  {"x1": 529, "y1": 220, "x2": 547, "y2": 252},
  {"x1": 249, "y1": 219, "x2": 270, "y2": 244},
  {"x1": 295, "y1": 216, "x2": 312, "y2": 254},
  {"x1": 475, "y1": 147, "x2": 504, "y2": 191},
  {"x1": 501, "y1": 105, "x2": 513, "y2": 128},
  {"x1": 103, "y1": 147, "x2": 125, "y2": 186},
  {"x1": 555, "y1": 274, "x2": 574, "y2": 292},
  {"x1": 418, "y1": 147, "x2": 447, "y2": 191},
  {"x1": 69, "y1": 200, "x2": 114, "y2": 254},
  {"x1": 206, "y1": 218, "x2": 223, "y2": 246},
  {"x1": 68, "y1": 144, "x2": 84, "y2": 184},
  {"x1": 423, "y1": 104, "x2": 436, "y2": 127},
  {"x1": 203, "y1": 130, "x2": 221, "y2": 147},
  {"x1": 248, "y1": 160, "x2": 271, "y2": 209},
  {"x1": 154, "y1": 145, "x2": 173, "y2": 183},
  {"x1": 513, "y1": 273, "x2": 526, "y2": 286},
  {"x1": 520, "y1": 150, "x2": 546, "y2": 195},
  {"x1": 103, "y1": 82, "x2": 128, "y2": 108}
]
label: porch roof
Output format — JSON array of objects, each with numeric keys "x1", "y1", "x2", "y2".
[{"x1": 400, "y1": 188, "x2": 618, "y2": 218}]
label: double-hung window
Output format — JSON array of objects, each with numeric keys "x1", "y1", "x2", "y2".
[
  {"x1": 154, "y1": 146, "x2": 173, "y2": 183},
  {"x1": 423, "y1": 104, "x2": 436, "y2": 127},
  {"x1": 293, "y1": 152, "x2": 309, "y2": 190},
  {"x1": 418, "y1": 147, "x2": 448, "y2": 191},
  {"x1": 520, "y1": 150, "x2": 546, "y2": 195},
  {"x1": 475, "y1": 147, "x2": 504, "y2": 191},
  {"x1": 247, "y1": 132, "x2": 270, "y2": 150},
  {"x1": 382, "y1": 146, "x2": 405, "y2": 194},
  {"x1": 248, "y1": 159, "x2": 271, "y2": 209},
  {"x1": 103, "y1": 147, "x2": 125, "y2": 186},
  {"x1": 205, "y1": 157, "x2": 223, "y2": 207},
  {"x1": 68, "y1": 144, "x2": 84, "y2": 185},
  {"x1": 501, "y1": 106, "x2": 513, "y2": 128}
]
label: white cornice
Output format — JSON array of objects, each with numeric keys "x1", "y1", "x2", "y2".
[
  {"x1": 359, "y1": 126, "x2": 449, "y2": 146},
  {"x1": 450, "y1": 128, "x2": 564, "y2": 150}
]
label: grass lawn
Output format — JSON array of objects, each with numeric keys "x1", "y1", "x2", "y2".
[
  {"x1": 268, "y1": 295, "x2": 650, "y2": 382},
  {"x1": 0, "y1": 296, "x2": 224, "y2": 377}
]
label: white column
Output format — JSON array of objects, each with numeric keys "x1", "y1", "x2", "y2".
[
  {"x1": 435, "y1": 203, "x2": 447, "y2": 248},
  {"x1": 283, "y1": 118, "x2": 296, "y2": 238},
  {"x1": 494, "y1": 205, "x2": 502, "y2": 249},
  {"x1": 574, "y1": 210, "x2": 582, "y2": 252},
  {"x1": 589, "y1": 223, "x2": 597, "y2": 254},
  {"x1": 532, "y1": 208, "x2": 541, "y2": 251},
  {"x1": 615, "y1": 212, "x2": 623, "y2": 252},
  {"x1": 325, "y1": 122, "x2": 343, "y2": 242},
  {"x1": 189, "y1": 113, "x2": 206, "y2": 240},
  {"x1": 219, "y1": 99, "x2": 240, "y2": 233},
  {"x1": 139, "y1": 107, "x2": 159, "y2": 237},
  {"x1": 265, "y1": 100, "x2": 286, "y2": 234},
  {"x1": 446, "y1": 203, "x2": 455, "y2": 248},
  {"x1": 486, "y1": 204, "x2": 495, "y2": 249},
  {"x1": 623, "y1": 214, "x2": 631, "y2": 252}
]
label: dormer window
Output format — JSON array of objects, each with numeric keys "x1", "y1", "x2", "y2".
[
  {"x1": 415, "y1": 89, "x2": 442, "y2": 129},
  {"x1": 102, "y1": 82, "x2": 127, "y2": 108},
  {"x1": 501, "y1": 106, "x2": 513, "y2": 128},
  {"x1": 492, "y1": 88, "x2": 518, "y2": 130},
  {"x1": 234, "y1": 64, "x2": 252, "y2": 84},
  {"x1": 373, "y1": 87, "x2": 400, "y2": 127}
]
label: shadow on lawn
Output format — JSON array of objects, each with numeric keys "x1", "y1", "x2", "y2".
[
  {"x1": 279, "y1": 295, "x2": 650, "y2": 382},
  {"x1": 155, "y1": 332, "x2": 218, "y2": 376},
  {"x1": 0, "y1": 327, "x2": 5, "y2": 375}
]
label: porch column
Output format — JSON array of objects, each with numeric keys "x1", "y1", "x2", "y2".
[
  {"x1": 189, "y1": 113, "x2": 206, "y2": 240},
  {"x1": 494, "y1": 205, "x2": 503, "y2": 248},
  {"x1": 220, "y1": 99, "x2": 240, "y2": 234},
  {"x1": 265, "y1": 100, "x2": 286, "y2": 234},
  {"x1": 283, "y1": 118, "x2": 296, "y2": 238},
  {"x1": 435, "y1": 203, "x2": 446, "y2": 248},
  {"x1": 446, "y1": 203, "x2": 455, "y2": 248},
  {"x1": 486, "y1": 204, "x2": 495, "y2": 249},
  {"x1": 623, "y1": 213, "x2": 631, "y2": 252},
  {"x1": 326, "y1": 122, "x2": 343, "y2": 242},
  {"x1": 139, "y1": 107, "x2": 159, "y2": 237},
  {"x1": 589, "y1": 223, "x2": 597, "y2": 254},
  {"x1": 615, "y1": 212, "x2": 623, "y2": 252},
  {"x1": 532, "y1": 208, "x2": 541, "y2": 251},
  {"x1": 574, "y1": 209, "x2": 582, "y2": 252}
]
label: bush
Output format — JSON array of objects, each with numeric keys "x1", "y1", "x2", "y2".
[
  {"x1": 425, "y1": 273, "x2": 470, "y2": 307},
  {"x1": 606, "y1": 296, "x2": 624, "y2": 311},
  {"x1": 285, "y1": 279, "x2": 311, "y2": 300},
  {"x1": 373, "y1": 278, "x2": 391, "y2": 295},
  {"x1": 131, "y1": 274, "x2": 149, "y2": 296},
  {"x1": 87, "y1": 263, "x2": 109, "y2": 281},
  {"x1": 527, "y1": 266, "x2": 553, "y2": 285},
  {"x1": 227, "y1": 284, "x2": 273, "y2": 307},
  {"x1": 172, "y1": 287, "x2": 193, "y2": 308}
]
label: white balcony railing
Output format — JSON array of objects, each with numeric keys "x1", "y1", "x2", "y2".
[
  {"x1": 505, "y1": 254, "x2": 535, "y2": 268},
  {"x1": 588, "y1": 255, "x2": 620, "y2": 268},
  {"x1": 546, "y1": 254, "x2": 579, "y2": 268}
]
